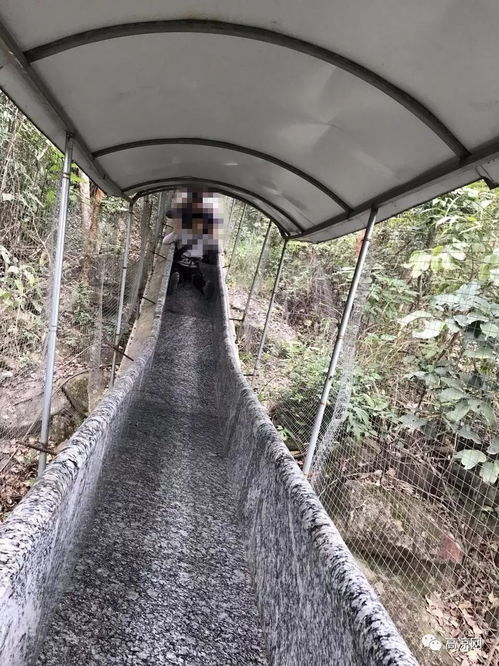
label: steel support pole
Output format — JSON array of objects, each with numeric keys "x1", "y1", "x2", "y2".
[
  {"x1": 226, "y1": 204, "x2": 246, "y2": 276},
  {"x1": 240, "y1": 221, "x2": 272, "y2": 328},
  {"x1": 228, "y1": 198, "x2": 235, "y2": 226},
  {"x1": 154, "y1": 191, "x2": 167, "y2": 246},
  {"x1": 251, "y1": 239, "x2": 288, "y2": 385},
  {"x1": 38, "y1": 134, "x2": 73, "y2": 476},
  {"x1": 110, "y1": 202, "x2": 133, "y2": 385},
  {"x1": 302, "y1": 206, "x2": 378, "y2": 476}
]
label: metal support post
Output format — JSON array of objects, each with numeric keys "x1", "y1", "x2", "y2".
[
  {"x1": 240, "y1": 221, "x2": 272, "y2": 328},
  {"x1": 302, "y1": 207, "x2": 378, "y2": 476},
  {"x1": 110, "y1": 202, "x2": 133, "y2": 385},
  {"x1": 228, "y1": 198, "x2": 235, "y2": 226},
  {"x1": 251, "y1": 239, "x2": 288, "y2": 385},
  {"x1": 37, "y1": 133, "x2": 73, "y2": 476},
  {"x1": 226, "y1": 204, "x2": 246, "y2": 276},
  {"x1": 154, "y1": 191, "x2": 167, "y2": 247}
]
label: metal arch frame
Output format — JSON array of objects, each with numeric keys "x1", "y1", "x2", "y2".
[
  {"x1": 94, "y1": 137, "x2": 351, "y2": 211},
  {"x1": 0, "y1": 19, "x2": 125, "y2": 198},
  {"x1": 133, "y1": 184, "x2": 292, "y2": 240},
  {"x1": 297, "y1": 136, "x2": 499, "y2": 240},
  {"x1": 125, "y1": 177, "x2": 304, "y2": 235},
  {"x1": 24, "y1": 19, "x2": 467, "y2": 158}
]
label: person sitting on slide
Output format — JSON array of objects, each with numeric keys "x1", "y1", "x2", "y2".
[{"x1": 162, "y1": 190, "x2": 216, "y2": 300}]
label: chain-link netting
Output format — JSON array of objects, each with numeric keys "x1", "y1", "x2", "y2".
[
  {"x1": 223, "y1": 200, "x2": 285, "y2": 380},
  {"x1": 2, "y1": 88, "x2": 498, "y2": 661},
  {"x1": 0, "y1": 93, "x2": 165, "y2": 518},
  {"x1": 310, "y1": 193, "x2": 499, "y2": 665},
  {"x1": 224, "y1": 187, "x2": 499, "y2": 665},
  {"x1": 0, "y1": 95, "x2": 56, "y2": 504},
  {"x1": 50, "y1": 180, "x2": 128, "y2": 449}
]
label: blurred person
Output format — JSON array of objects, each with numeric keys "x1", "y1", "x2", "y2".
[{"x1": 162, "y1": 189, "x2": 220, "y2": 299}]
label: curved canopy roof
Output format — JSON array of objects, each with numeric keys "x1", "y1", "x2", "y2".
[{"x1": 1, "y1": 1, "x2": 499, "y2": 241}]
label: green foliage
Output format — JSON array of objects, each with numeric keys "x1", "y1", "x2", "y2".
[
  {"x1": 244, "y1": 183, "x2": 499, "y2": 495},
  {"x1": 399, "y1": 280, "x2": 499, "y2": 482},
  {"x1": 72, "y1": 283, "x2": 94, "y2": 329},
  {"x1": 345, "y1": 366, "x2": 395, "y2": 441},
  {"x1": 0, "y1": 92, "x2": 63, "y2": 366},
  {"x1": 270, "y1": 340, "x2": 394, "y2": 446},
  {"x1": 394, "y1": 189, "x2": 499, "y2": 485},
  {"x1": 0, "y1": 243, "x2": 45, "y2": 364}
]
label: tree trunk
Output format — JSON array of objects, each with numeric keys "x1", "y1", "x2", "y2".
[
  {"x1": 79, "y1": 171, "x2": 105, "y2": 282},
  {"x1": 79, "y1": 171, "x2": 105, "y2": 407},
  {"x1": 126, "y1": 197, "x2": 152, "y2": 323},
  {"x1": 355, "y1": 229, "x2": 365, "y2": 258},
  {"x1": 88, "y1": 255, "x2": 105, "y2": 411}
]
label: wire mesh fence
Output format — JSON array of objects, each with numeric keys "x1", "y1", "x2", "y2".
[
  {"x1": 0, "y1": 92, "x2": 166, "y2": 518},
  {"x1": 2, "y1": 87, "x2": 498, "y2": 662},
  {"x1": 223, "y1": 202, "x2": 285, "y2": 379},
  {"x1": 224, "y1": 186, "x2": 499, "y2": 665},
  {"x1": 0, "y1": 96, "x2": 56, "y2": 504}
]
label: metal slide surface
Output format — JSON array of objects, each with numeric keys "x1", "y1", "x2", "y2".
[{"x1": 37, "y1": 268, "x2": 268, "y2": 665}]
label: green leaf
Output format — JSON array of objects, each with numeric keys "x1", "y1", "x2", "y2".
[
  {"x1": 440, "y1": 387, "x2": 467, "y2": 402},
  {"x1": 479, "y1": 249, "x2": 499, "y2": 282},
  {"x1": 433, "y1": 293, "x2": 461, "y2": 308},
  {"x1": 440, "y1": 252, "x2": 456, "y2": 270},
  {"x1": 461, "y1": 371, "x2": 483, "y2": 389},
  {"x1": 408, "y1": 251, "x2": 431, "y2": 278},
  {"x1": 404, "y1": 370, "x2": 424, "y2": 380},
  {"x1": 422, "y1": 373, "x2": 440, "y2": 388},
  {"x1": 0, "y1": 245, "x2": 10, "y2": 266},
  {"x1": 433, "y1": 282, "x2": 482, "y2": 312},
  {"x1": 454, "y1": 449, "x2": 486, "y2": 470},
  {"x1": 456, "y1": 281, "x2": 481, "y2": 298},
  {"x1": 488, "y1": 268, "x2": 499, "y2": 285},
  {"x1": 446, "y1": 317, "x2": 461, "y2": 332},
  {"x1": 398, "y1": 414, "x2": 428, "y2": 431},
  {"x1": 448, "y1": 248, "x2": 466, "y2": 261},
  {"x1": 454, "y1": 312, "x2": 488, "y2": 327},
  {"x1": 487, "y1": 437, "x2": 499, "y2": 455},
  {"x1": 398, "y1": 310, "x2": 431, "y2": 327},
  {"x1": 441, "y1": 377, "x2": 463, "y2": 390},
  {"x1": 413, "y1": 319, "x2": 444, "y2": 339},
  {"x1": 477, "y1": 401, "x2": 497, "y2": 428},
  {"x1": 430, "y1": 255, "x2": 442, "y2": 271},
  {"x1": 464, "y1": 345, "x2": 495, "y2": 360},
  {"x1": 457, "y1": 427, "x2": 481, "y2": 445},
  {"x1": 446, "y1": 399, "x2": 471, "y2": 422},
  {"x1": 479, "y1": 461, "x2": 499, "y2": 485},
  {"x1": 481, "y1": 322, "x2": 499, "y2": 338}
]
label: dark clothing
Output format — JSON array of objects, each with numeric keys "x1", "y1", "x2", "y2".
[
  {"x1": 172, "y1": 260, "x2": 206, "y2": 293},
  {"x1": 165, "y1": 204, "x2": 219, "y2": 291},
  {"x1": 166, "y1": 207, "x2": 215, "y2": 233}
]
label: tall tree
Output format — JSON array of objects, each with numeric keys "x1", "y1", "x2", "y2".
[{"x1": 79, "y1": 171, "x2": 105, "y2": 282}]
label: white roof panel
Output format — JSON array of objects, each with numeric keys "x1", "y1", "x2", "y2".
[
  {"x1": 0, "y1": 1, "x2": 498, "y2": 240},
  {"x1": 98, "y1": 143, "x2": 342, "y2": 229}
]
